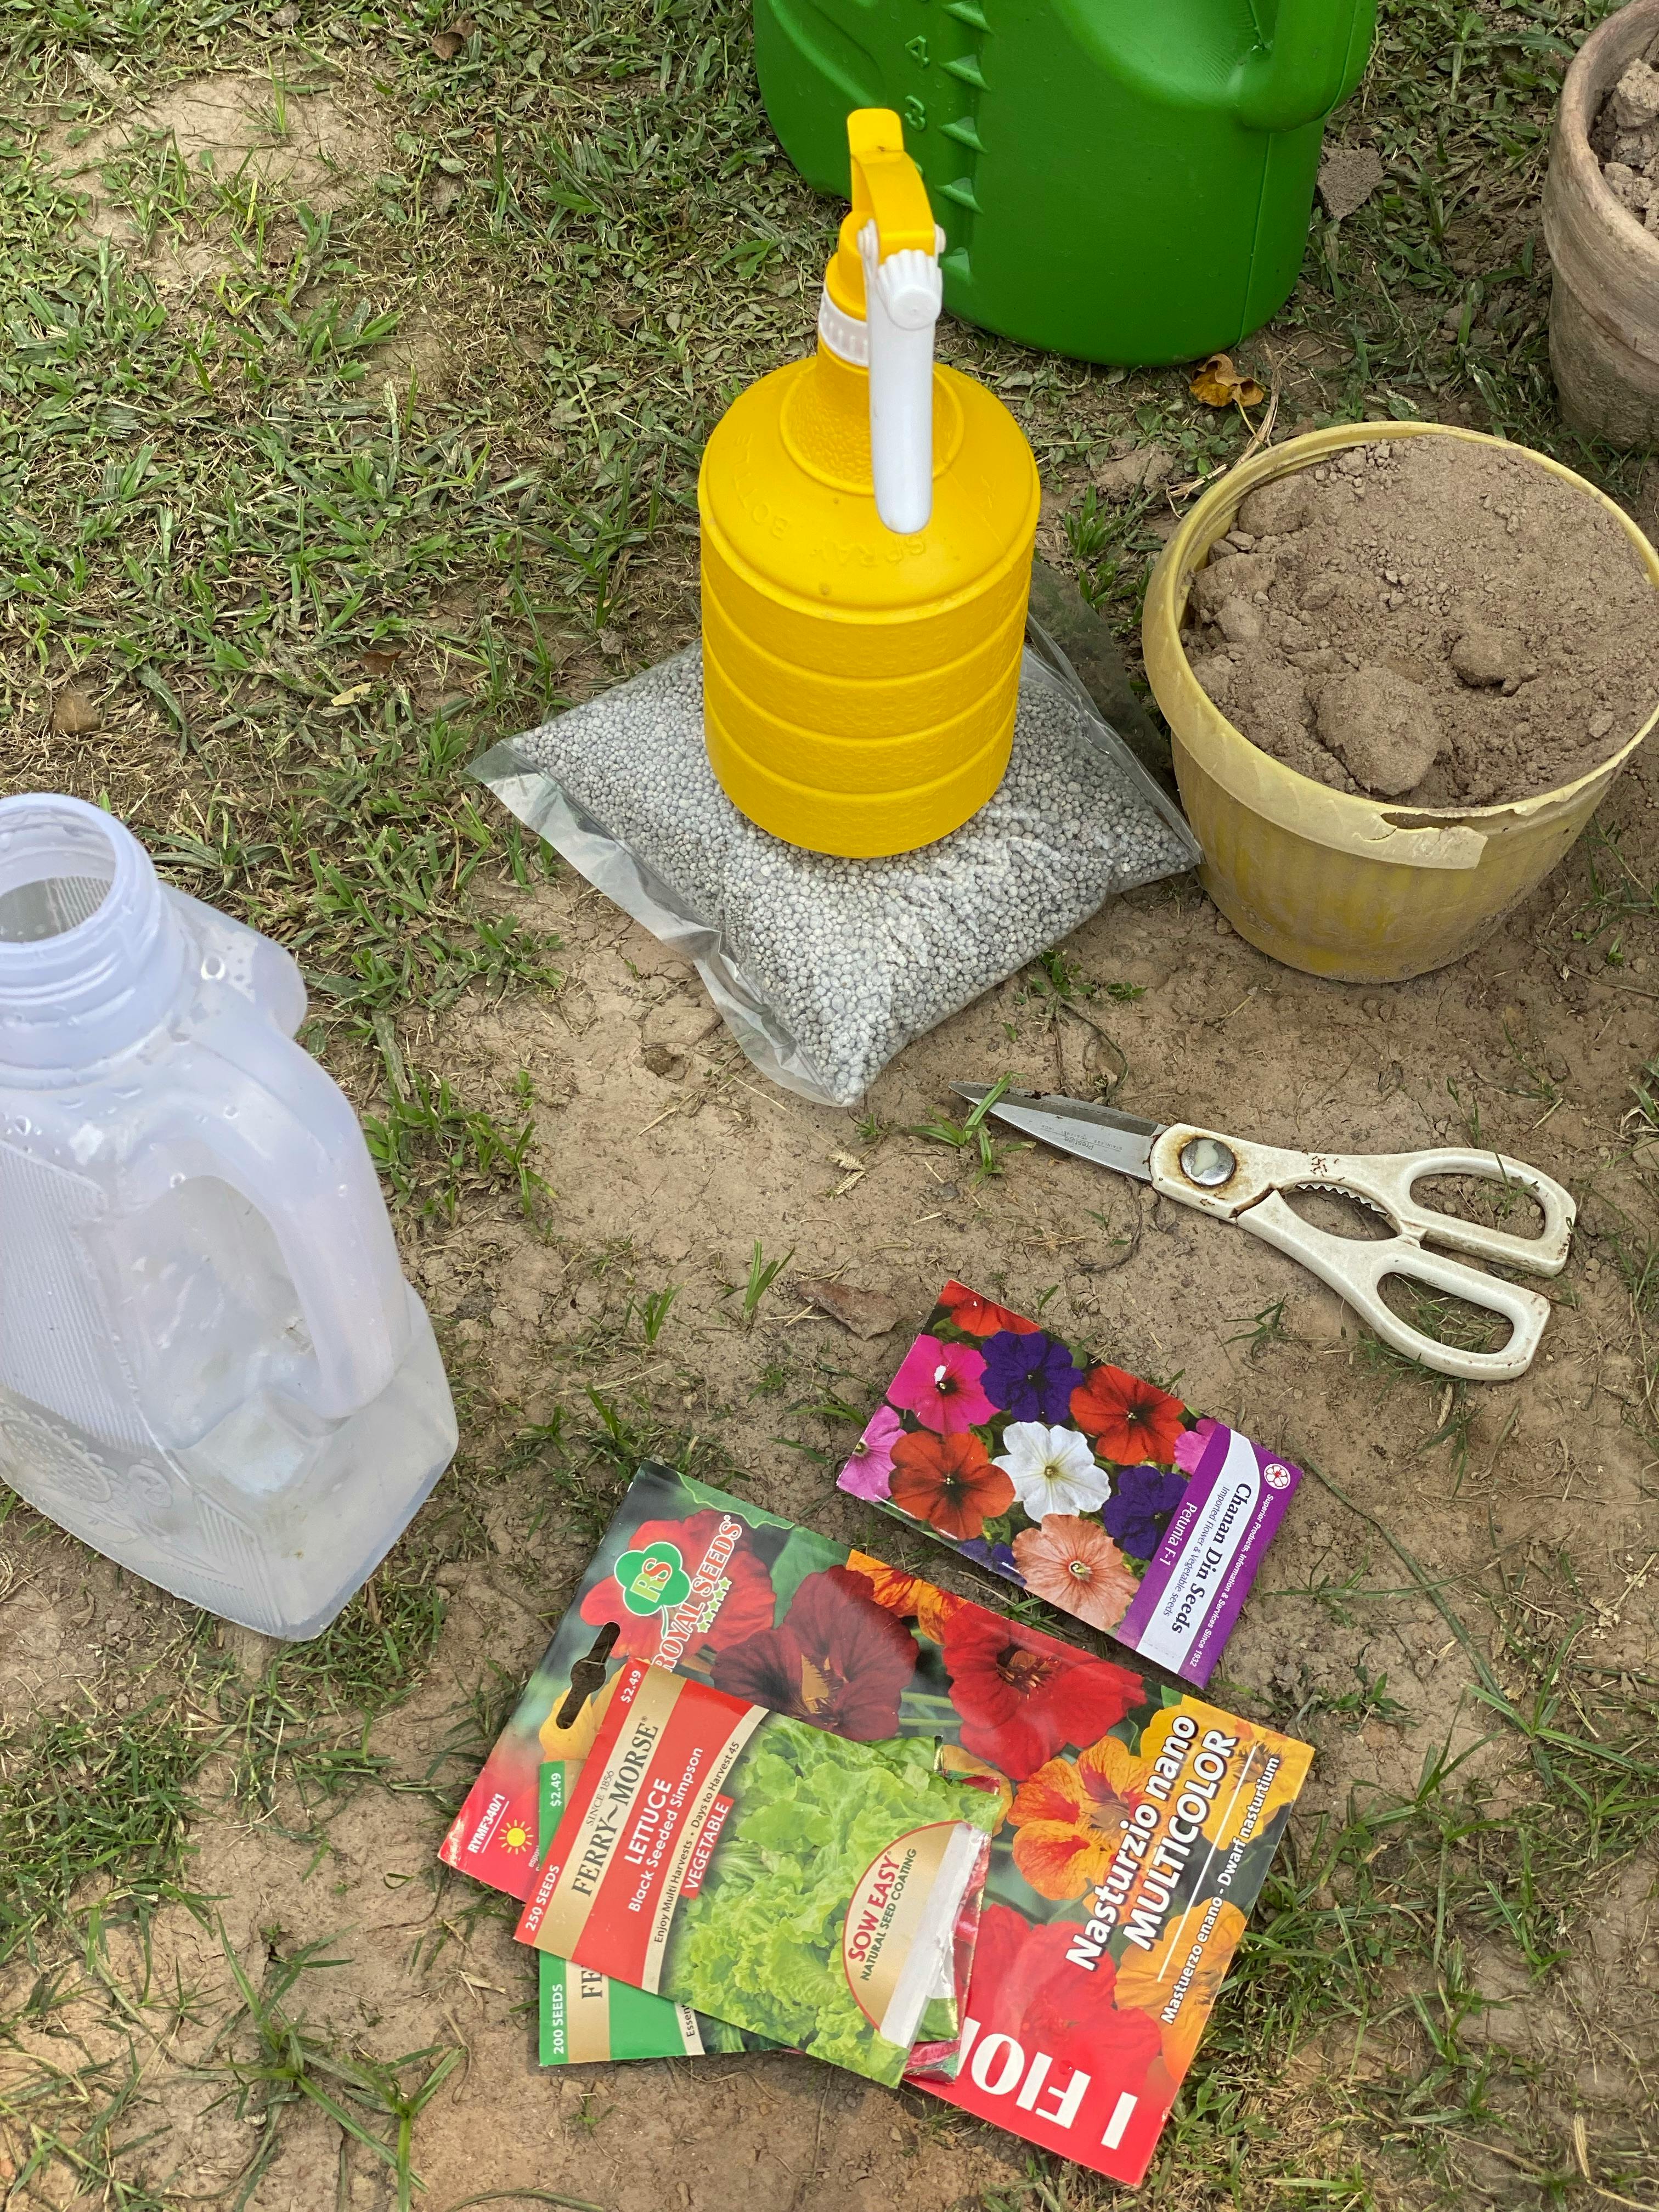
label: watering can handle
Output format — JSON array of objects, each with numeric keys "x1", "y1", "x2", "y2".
[{"x1": 1229, "y1": 0, "x2": 1377, "y2": 133}]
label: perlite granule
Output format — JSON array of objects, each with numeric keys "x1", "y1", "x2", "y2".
[{"x1": 473, "y1": 639, "x2": 1197, "y2": 1107}]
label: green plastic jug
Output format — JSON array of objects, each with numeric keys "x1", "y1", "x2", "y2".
[{"x1": 753, "y1": 0, "x2": 1376, "y2": 366}]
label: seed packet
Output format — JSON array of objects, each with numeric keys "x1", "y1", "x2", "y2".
[
  {"x1": 442, "y1": 1465, "x2": 1312, "y2": 2186},
  {"x1": 837, "y1": 1279, "x2": 1301, "y2": 1685},
  {"x1": 516, "y1": 1660, "x2": 995, "y2": 2089},
  {"x1": 535, "y1": 1762, "x2": 713, "y2": 2064}
]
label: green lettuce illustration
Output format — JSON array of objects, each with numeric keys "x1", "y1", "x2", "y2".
[{"x1": 664, "y1": 1716, "x2": 994, "y2": 2086}]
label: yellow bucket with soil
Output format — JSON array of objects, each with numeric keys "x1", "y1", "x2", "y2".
[{"x1": 1141, "y1": 421, "x2": 1659, "y2": 982}]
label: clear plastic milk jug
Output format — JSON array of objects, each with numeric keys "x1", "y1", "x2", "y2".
[{"x1": 0, "y1": 793, "x2": 458, "y2": 1639}]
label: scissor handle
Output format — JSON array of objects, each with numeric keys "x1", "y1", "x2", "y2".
[
  {"x1": 1231, "y1": 1192, "x2": 1553, "y2": 1383},
  {"x1": 1150, "y1": 1128, "x2": 1575, "y2": 1277},
  {"x1": 1148, "y1": 1125, "x2": 1574, "y2": 1383}
]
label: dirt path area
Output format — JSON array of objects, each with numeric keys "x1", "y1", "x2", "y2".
[
  {"x1": 4, "y1": 788, "x2": 1655, "y2": 2210},
  {"x1": 1, "y1": 1, "x2": 1657, "y2": 2207}
]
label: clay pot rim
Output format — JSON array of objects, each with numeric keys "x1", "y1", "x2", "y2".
[{"x1": 1556, "y1": 0, "x2": 1659, "y2": 268}]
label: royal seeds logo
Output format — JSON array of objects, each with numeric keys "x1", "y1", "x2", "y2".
[{"x1": 615, "y1": 1539, "x2": 692, "y2": 1617}]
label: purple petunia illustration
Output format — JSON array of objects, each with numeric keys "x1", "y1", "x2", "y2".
[
  {"x1": 979, "y1": 1330, "x2": 1084, "y2": 1424},
  {"x1": 1100, "y1": 1463, "x2": 1188, "y2": 1560},
  {"x1": 956, "y1": 1535, "x2": 1024, "y2": 1581}
]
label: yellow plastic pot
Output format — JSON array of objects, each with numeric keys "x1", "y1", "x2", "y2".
[{"x1": 1142, "y1": 421, "x2": 1659, "y2": 982}]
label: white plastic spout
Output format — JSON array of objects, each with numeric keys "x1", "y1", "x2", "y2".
[{"x1": 859, "y1": 220, "x2": 944, "y2": 536}]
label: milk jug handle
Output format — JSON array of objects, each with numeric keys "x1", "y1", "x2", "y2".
[
  {"x1": 1229, "y1": 0, "x2": 1376, "y2": 132},
  {"x1": 117, "y1": 1006, "x2": 410, "y2": 1422}
]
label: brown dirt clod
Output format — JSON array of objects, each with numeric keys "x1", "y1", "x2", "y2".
[
  {"x1": 1315, "y1": 664, "x2": 1441, "y2": 795},
  {"x1": 1185, "y1": 431, "x2": 1659, "y2": 805}
]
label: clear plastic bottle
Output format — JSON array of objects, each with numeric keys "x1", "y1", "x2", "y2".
[{"x1": 0, "y1": 793, "x2": 458, "y2": 1638}]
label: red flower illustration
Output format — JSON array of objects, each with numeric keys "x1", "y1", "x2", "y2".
[
  {"x1": 889, "y1": 1429, "x2": 1015, "y2": 1541},
  {"x1": 708, "y1": 1566, "x2": 917, "y2": 1740},
  {"x1": 579, "y1": 1510, "x2": 775, "y2": 1660},
  {"x1": 941, "y1": 1610, "x2": 1144, "y2": 1781},
  {"x1": 1029, "y1": 1976, "x2": 1164, "y2": 2081},
  {"x1": 1069, "y1": 1364, "x2": 1188, "y2": 1466},
  {"x1": 965, "y1": 1906, "x2": 1161, "y2": 2082},
  {"x1": 937, "y1": 1281, "x2": 1041, "y2": 1339}
]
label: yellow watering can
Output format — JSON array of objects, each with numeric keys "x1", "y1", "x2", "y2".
[{"x1": 698, "y1": 108, "x2": 1040, "y2": 858}]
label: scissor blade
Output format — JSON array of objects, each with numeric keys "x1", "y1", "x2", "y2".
[{"x1": 951, "y1": 1084, "x2": 1163, "y2": 1182}]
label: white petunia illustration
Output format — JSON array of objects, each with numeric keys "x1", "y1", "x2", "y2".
[{"x1": 993, "y1": 1422, "x2": 1114, "y2": 1520}]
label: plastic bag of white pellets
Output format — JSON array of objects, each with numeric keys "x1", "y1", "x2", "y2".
[{"x1": 470, "y1": 620, "x2": 1199, "y2": 1108}]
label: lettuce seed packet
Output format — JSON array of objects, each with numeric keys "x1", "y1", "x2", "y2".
[
  {"x1": 837, "y1": 1279, "x2": 1302, "y2": 1684},
  {"x1": 535, "y1": 1762, "x2": 713, "y2": 2065},
  {"x1": 517, "y1": 1659, "x2": 995, "y2": 2089},
  {"x1": 442, "y1": 1464, "x2": 1312, "y2": 2187}
]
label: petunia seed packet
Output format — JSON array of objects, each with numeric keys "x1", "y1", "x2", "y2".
[
  {"x1": 442, "y1": 1463, "x2": 1312, "y2": 2187},
  {"x1": 838, "y1": 1280, "x2": 1302, "y2": 1685}
]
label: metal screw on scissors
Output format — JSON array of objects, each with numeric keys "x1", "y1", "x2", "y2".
[{"x1": 952, "y1": 1084, "x2": 1577, "y2": 1384}]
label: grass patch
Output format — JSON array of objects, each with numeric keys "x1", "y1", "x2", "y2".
[{"x1": 0, "y1": 1696, "x2": 205, "y2": 1965}]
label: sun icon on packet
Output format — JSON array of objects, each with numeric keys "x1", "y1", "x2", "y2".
[{"x1": 499, "y1": 1819, "x2": 533, "y2": 1855}]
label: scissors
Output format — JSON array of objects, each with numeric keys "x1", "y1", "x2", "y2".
[{"x1": 952, "y1": 1083, "x2": 1576, "y2": 1383}]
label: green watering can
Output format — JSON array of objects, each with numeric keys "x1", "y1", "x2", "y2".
[{"x1": 754, "y1": 0, "x2": 1376, "y2": 366}]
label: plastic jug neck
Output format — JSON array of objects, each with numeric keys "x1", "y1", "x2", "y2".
[{"x1": 0, "y1": 794, "x2": 187, "y2": 1074}]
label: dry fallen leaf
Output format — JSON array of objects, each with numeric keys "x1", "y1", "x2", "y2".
[
  {"x1": 51, "y1": 686, "x2": 100, "y2": 736},
  {"x1": 362, "y1": 647, "x2": 404, "y2": 677},
  {"x1": 793, "y1": 1276, "x2": 902, "y2": 1339},
  {"x1": 68, "y1": 50, "x2": 120, "y2": 96},
  {"x1": 1190, "y1": 353, "x2": 1266, "y2": 409},
  {"x1": 430, "y1": 17, "x2": 476, "y2": 59}
]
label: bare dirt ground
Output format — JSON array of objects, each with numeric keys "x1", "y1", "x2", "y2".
[{"x1": 3, "y1": 778, "x2": 1656, "y2": 2209}]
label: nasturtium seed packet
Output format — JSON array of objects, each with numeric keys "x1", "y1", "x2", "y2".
[
  {"x1": 837, "y1": 1279, "x2": 1302, "y2": 1684},
  {"x1": 444, "y1": 1464, "x2": 1311, "y2": 2187},
  {"x1": 517, "y1": 1661, "x2": 995, "y2": 2089}
]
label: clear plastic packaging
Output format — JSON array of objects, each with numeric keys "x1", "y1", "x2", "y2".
[
  {"x1": 0, "y1": 794, "x2": 457, "y2": 1638},
  {"x1": 472, "y1": 618, "x2": 1199, "y2": 1108}
]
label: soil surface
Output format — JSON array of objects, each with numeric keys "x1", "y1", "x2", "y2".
[
  {"x1": 1186, "y1": 433, "x2": 1659, "y2": 804},
  {"x1": 1593, "y1": 51, "x2": 1659, "y2": 232},
  {"x1": 8, "y1": 793, "x2": 1659, "y2": 2210}
]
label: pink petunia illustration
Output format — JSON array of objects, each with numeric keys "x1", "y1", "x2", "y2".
[
  {"x1": 887, "y1": 1334, "x2": 995, "y2": 1436},
  {"x1": 1172, "y1": 1415, "x2": 1220, "y2": 1476},
  {"x1": 839, "y1": 1405, "x2": 904, "y2": 1501}
]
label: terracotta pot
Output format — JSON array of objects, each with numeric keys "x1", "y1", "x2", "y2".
[{"x1": 1544, "y1": 0, "x2": 1659, "y2": 447}]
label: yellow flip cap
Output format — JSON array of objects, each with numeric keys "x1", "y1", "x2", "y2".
[{"x1": 826, "y1": 109, "x2": 936, "y2": 319}]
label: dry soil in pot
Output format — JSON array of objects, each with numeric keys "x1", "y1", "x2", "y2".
[
  {"x1": 1592, "y1": 51, "x2": 1659, "y2": 229},
  {"x1": 1184, "y1": 431, "x2": 1659, "y2": 807}
]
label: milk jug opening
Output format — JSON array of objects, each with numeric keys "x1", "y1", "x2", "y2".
[
  {"x1": 0, "y1": 806, "x2": 115, "y2": 943},
  {"x1": 0, "y1": 794, "x2": 184, "y2": 1071}
]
